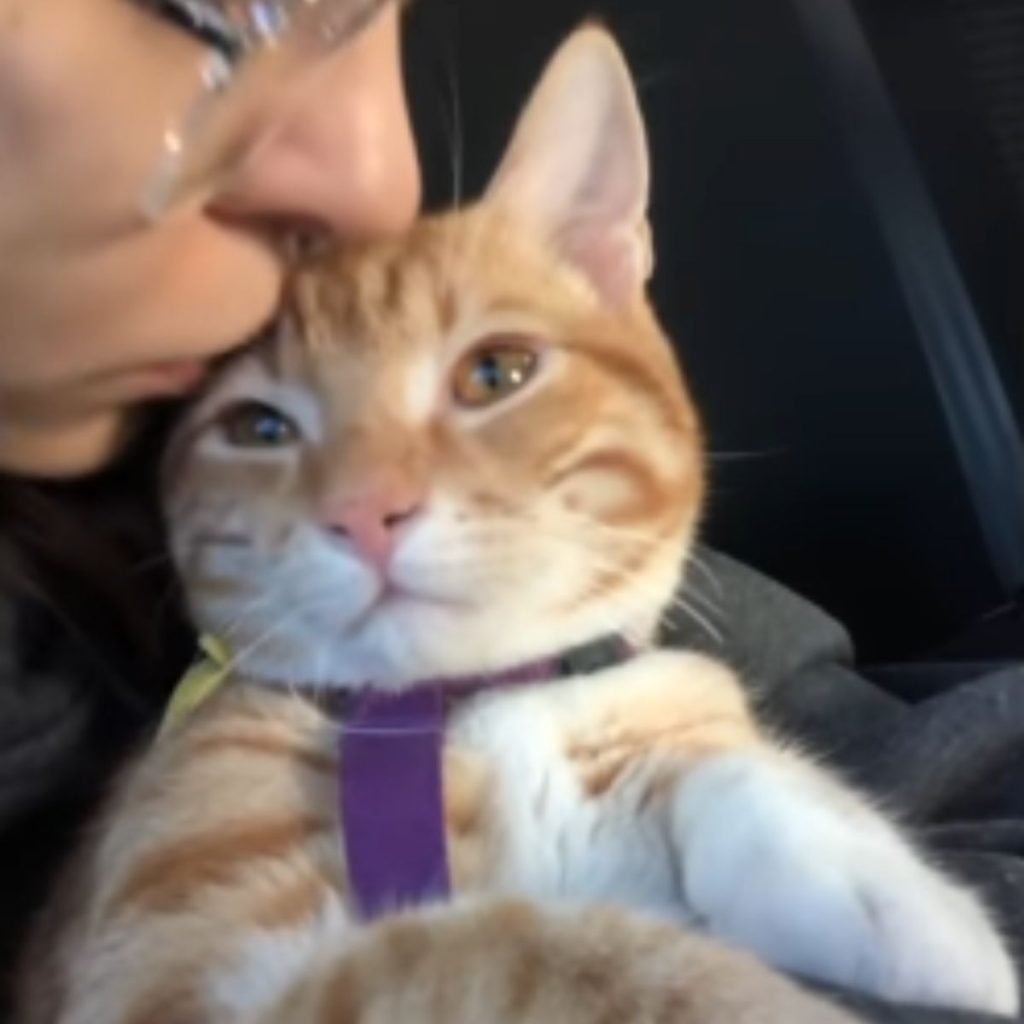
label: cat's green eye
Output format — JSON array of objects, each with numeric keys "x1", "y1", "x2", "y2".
[
  {"x1": 452, "y1": 345, "x2": 539, "y2": 409},
  {"x1": 220, "y1": 401, "x2": 301, "y2": 449}
]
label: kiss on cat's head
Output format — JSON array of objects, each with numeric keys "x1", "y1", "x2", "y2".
[{"x1": 165, "y1": 24, "x2": 705, "y2": 692}]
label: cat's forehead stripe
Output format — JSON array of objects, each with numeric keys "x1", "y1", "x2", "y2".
[{"x1": 403, "y1": 357, "x2": 440, "y2": 425}]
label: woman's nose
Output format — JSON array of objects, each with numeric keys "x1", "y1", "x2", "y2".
[{"x1": 211, "y1": 5, "x2": 421, "y2": 239}]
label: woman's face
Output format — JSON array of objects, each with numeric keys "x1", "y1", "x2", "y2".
[{"x1": 0, "y1": 0, "x2": 420, "y2": 477}]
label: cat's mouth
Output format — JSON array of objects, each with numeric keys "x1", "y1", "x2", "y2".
[{"x1": 347, "y1": 581, "x2": 471, "y2": 632}]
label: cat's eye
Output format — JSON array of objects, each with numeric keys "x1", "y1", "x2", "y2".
[
  {"x1": 220, "y1": 401, "x2": 301, "y2": 448},
  {"x1": 452, "y1": 344, "x2": 539, "y2": 409}
]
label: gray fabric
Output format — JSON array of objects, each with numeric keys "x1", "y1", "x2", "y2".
[{"x1": 665, "y1": 548, "x2": 1024, "y2": 1022}]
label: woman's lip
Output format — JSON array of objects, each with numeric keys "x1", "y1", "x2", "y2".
[
  {"x1": 113, "y1": 361, "x2": 210, "y2": 399},
  {"x1": 153, "y1": 361, "x2": 209, "y2": 389}
]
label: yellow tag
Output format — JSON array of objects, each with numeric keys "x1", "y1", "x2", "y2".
[{"x1": 160, "y1": 634, "x2": 232, "y2": 736}]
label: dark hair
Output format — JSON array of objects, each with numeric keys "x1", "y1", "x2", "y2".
[
  {"x1": 0, "y1": 425, "x2": 196, "y2": 1010},
  {"x1": 0, "y1": 421, "x2": 193, "y2": 721}
]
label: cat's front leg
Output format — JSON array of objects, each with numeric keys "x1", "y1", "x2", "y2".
[{"x1": 669, "y1": 750, "x2": 1019, "y2": 1014}]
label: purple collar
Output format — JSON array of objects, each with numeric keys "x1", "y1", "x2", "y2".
[{"x1": 339, "y1": 636, "x2": 633, "y2": 919}]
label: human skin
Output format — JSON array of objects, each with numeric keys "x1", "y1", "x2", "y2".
[{"x1": 0, "y1": 0, "x2": 420, "y2": 477}]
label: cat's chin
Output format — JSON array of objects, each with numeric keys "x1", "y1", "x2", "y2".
[
  {"x1": 344, "y1": 585, "x2": 472, "y2": 638},
  {"x1": 223, "y1": 592, "x2": 663, "y2": 694}
]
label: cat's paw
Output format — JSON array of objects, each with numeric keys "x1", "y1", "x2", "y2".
[{"x1": 671, "y1": 752, "x2": 1019, "y2": 1015}]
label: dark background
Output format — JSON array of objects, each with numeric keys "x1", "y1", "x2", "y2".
[{"x1": 404, "y1": 0, "x2": 1024, "y2": 663}]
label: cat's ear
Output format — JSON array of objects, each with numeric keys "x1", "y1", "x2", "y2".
[{"x1": 485, "y1": 25, "x2": 653, "y2": 306}]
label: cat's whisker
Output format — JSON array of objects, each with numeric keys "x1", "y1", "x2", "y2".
[
  {"x1": 687, "y1": 551, "x2": 723, "y2": 597},
  {"x1": 562, "y1": 581, "x2": 654, "y2": 653},
  {"x1": 534, "y1": 518, "x2": 701, "y2": 578},
  {"x1": 679, "y1": 588, "x2": 724, "y2": 625},
  {"x1": 400, "y1": 530, "x2": 666, "y2": 650},
  {"x1": 219, "y1": 609, "x2": 292, "y2": 671},
  {"x1": 663, "y1": 595, "x2": 724, "y2": 646},
  {"x1": 442, "y1": 43, "x2": 465, "y2": 213},
  {"x1": 504, "y1": 520, "x2": 651, "y2": 568},
  {"x1": 525, "y1": 526, "x2": 726, "y2": 646},
  {"x1": 678, "y1": 578, "x2": 724, "y2": 619},
  {"x1": 634, "y1": 63, "x2": 683, "y2": 95},
  {"x1": 341, "y1": 723, "x2": 443, "y2": 737},
  {"x1": 529, "y1": 509, "x2": 664, "y2": 547},
  {"x1": 533, "y1": 521, "x2": 726, "y2": 629},
  {"x1": 214, "y1": 590, "x2": 343, "y2": 677},
  {"x1": 427, "y1": 40, "x2": 469, "y2": 304},
  {"x1": 216, "y1": 591, "x2": 280, "y2": 646},
  {"x1": 513, "y1": 533, "x2": 674, "y2": 635},
  {"x1": 445, "y1": 517, "x2": 691, "y2": 621}
]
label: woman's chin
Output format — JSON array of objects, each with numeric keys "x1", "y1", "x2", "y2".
[{"x1": 0, "y1": 409, "x2": 133, "y2": 478}]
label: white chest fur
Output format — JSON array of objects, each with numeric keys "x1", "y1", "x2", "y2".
[{"x1": 445, "y1": 650, "x2": 752, "y2": 920}]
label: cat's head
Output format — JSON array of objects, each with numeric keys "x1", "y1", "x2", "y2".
[{"x1": 163, "y1": 26, "x2": 705, "y2": 690}]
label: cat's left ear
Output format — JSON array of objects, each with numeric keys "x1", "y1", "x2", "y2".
[{"x1": 485, "y1": 25, "x2": 653, "y2": 306}]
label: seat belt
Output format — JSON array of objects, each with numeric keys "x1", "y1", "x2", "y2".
[{"x1": 791, "y1": 0, "x2": 1024, "y2": 598}]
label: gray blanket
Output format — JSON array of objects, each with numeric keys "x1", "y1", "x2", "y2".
[{"x1": 665, "y1": 549, "x2": 1024, "y2": 1023}]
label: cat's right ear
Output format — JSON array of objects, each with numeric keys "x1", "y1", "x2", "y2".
[{"x1": 485, "y1": 25, "x2": 653, "y2": 307}]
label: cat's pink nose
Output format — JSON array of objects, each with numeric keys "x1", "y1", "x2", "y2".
[{"x1": 320, "y1": 476, "x2": 424, "y2": 570}]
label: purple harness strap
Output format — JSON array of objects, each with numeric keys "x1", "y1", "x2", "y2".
[
  {"x1": 340, "y1": 686, "x2": 450, "y2": 920},
  {"x1": 339, "y1": 639, "x2": 631, "y2": 920}
]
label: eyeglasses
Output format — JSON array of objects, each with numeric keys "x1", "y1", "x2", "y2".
[{"x1": 140, "y1": 0, "x2": 394, "y2": 220}]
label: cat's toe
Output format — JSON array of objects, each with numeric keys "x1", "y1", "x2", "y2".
[{"x1": 847, "y1": 870, "x2": 1019, "y2": 1015}]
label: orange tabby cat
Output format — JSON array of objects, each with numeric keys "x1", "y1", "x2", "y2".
[{"x1": 17, "y1": 25, "x2": 1017, "y2": 1024}]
